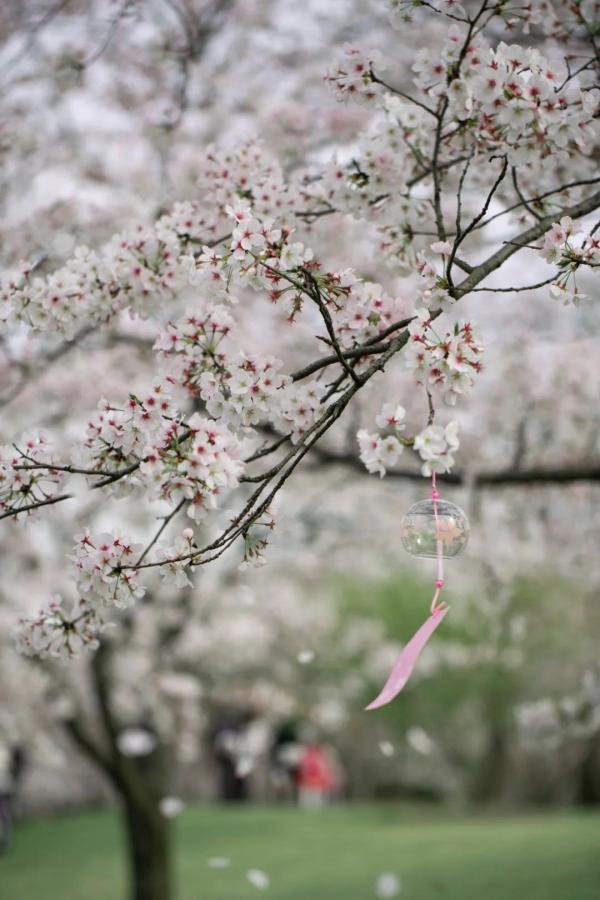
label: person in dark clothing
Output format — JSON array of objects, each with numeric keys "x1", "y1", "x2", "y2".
[{"x1": 0, "y1": 742, "x2": 26, "y2": 853}]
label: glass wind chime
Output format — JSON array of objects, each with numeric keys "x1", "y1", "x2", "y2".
[{"x1": 366, "y1": 473, "x2": 469, "y2": 710}]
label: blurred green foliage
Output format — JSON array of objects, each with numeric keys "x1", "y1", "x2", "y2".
[{"x1": 333, "y1": 569, "x2": 598, "y2": 804}]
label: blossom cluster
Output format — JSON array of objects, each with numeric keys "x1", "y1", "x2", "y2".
[
  {"x1": 72, "y1": 529, "x2": 146, "y2": 608},
  {"x1": 203, "y1": 352, "x2": 292, "y2": 429},
  {"x1": 0, "y1": 228, "x2": 195, "y2": 337},
  {"x1": 240, "y1": 510, "x2": 276, "y2": 571},
  {"x1": 195, "y1": 140, "x2": 301, "y2": 224},
  {"x1": 504, "y1": 0, "x2": 600, "y2": 42},
  {"x1": 314, "y1": 106, "x2": 432, "y2": 271},
  {"x1": 540, "y1": 216, "x2": 599, "y2": 306},
  {"x1": 223, "y1": 202, "x2": 410, "y2": 352},
  {"x1": 140, "y1": 413, "x2": 244, "y2": 523},
  {"x1": 321, "y1": 26, "x2": 599, "y2": 274},
  {"x1": 0, "y1": 140, "x2": 303, "y2": 337},
  {"x1": 325, "y1": 44, "x2": 385, "y2": 105},
  {"x1": 357, "y1": 403, "x2": 407, "y2": 477},
  {"x1": 70, "y1": 381, "x2": 244, "y2": 521},
  {"x1": 15, "y1": 529, "x2": 150, "y2": 657},
  {"x1": 156, "y1": 529, "x2": 196, "y2": 588},
  {"x1": 414, "y1": 244, "x2": 454, "y2": 312},
  {"x1": 155, "y1": 307, "x2": 325, "y2": 442},
  {"x1": 223, "y1": 200, "x2": 315, "y2": 307},
  {"x1": 405, "y1": 312, "x2": 483, "y2": 405},
  {"x1": 395, "y1": 0, "x2": 599, "y2": 42},
  {"x1": 414, "y1": 35, "x2": 598, "y2": 164},
  {"x1": 75, "y1": 383, "x2": 176, "y2": 478},
  {"x1": 413, "y1": 422, "x2": 460, "y2": 476},
  {"x1": 333, "y1": 278, "x2": 408, "y2": 348},
  {"x1": 15, "y1": 596, "x2": 102, "y2": 659},
  {"x1": 357, "y1": 402, "x2": 460, "y2": 477},
  {"x1": 273, "y1": 381, "x2": 326, "y2": 444},
  {"x1": 0, "y1": 432, "x2": 64, "y2": 520},
  {"x1": 153, "y1": 305, "x2": 235, "y2": 394},
  {"x1": 19, "y1": 530, "x2": 197, "y2": 657}
]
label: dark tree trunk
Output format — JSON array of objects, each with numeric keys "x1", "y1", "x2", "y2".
[
  {"x1": 121, "y1": 788, "x2": 173, "y2": 900},
  {"x1": 575, "y1": 730, "x2": 600, "y2": 806},
  {"x1": 470, "y1": 722, "x2": 509, "y2": 804},
  {"x1": 64, "y1": 641, "x2": 176, "y2": 900}
]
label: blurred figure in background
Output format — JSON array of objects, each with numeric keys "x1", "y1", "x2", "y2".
[
  {"x1": 0, "y1": 739, "x2": 24, "y2": 853},
  {"x1": 211, "y1": 710, "x2": 270, "y2": 801},
  {"x1": 211, "y1": 711, "x2": 252, "y2": 802},
  {"x1": 270, "y1": 721, "x2": 303, "y2": 803},
  {"x1": 297, "y1": 739, "x2": 339, "y2": 810}
]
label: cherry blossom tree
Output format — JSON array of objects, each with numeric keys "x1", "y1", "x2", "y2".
[
  {"x1": 4, "y1": 0, "x2": 599, "y2": 652},
  {"x1": 2, "y1": 0, "x2": 600, "y2": 898}
]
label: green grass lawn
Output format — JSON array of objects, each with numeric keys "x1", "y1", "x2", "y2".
[{"x1": 1, "y1": 804, "x2": 599, "y2": 900}]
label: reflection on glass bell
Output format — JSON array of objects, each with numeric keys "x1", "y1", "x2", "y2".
[{"x1": 400, "y1": 499, "x2": 469, "y2": 559}]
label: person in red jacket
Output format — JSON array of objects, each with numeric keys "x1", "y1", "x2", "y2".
[{"x1": 296, "y1": 742, "x2": 337, "y2": 810}]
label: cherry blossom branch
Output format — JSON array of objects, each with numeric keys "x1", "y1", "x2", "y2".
[
  {"x1": 0, "y1": 325, "x2": 99, "y2": 409},
  {"x1": 5, "y1": 178, "x2": 599, "y2": 533},
  {"x1": 244, "y1": 432, "x2": 290, "y2": 464},
  {"x1": 0, "y1": 492, "x2": 73, "y2": 522},
  {"x1": 454, "y1": 190, "x2": 600, "y2": 298},
  {"x1": 135, "y1": 499, "x2": 186, "y2": 567},
  {"x1": 305, "y1": 442, "x2": 600, "y2": 486},
  {"x1": 431, "y1": 102, "x2": 449, "y2": 242},
  {"x1": 294, "y1": 155, "x2": 471, "y2": 222},
  {"x1": 12, "y1": 449, "x2": 143, "y2": 491},
  {"x1": 413, "y1": 0, "x2": 470, "y2": 24},
  {"x1": 79, "y1": 0, "x2": 133, "y2": 68},
  {"x1": 511, "y1": 167, "x2": 543, "y2": 222},
  {"x1": 64, "y1": 715, "x2": 114, "y2": 775},
  {"x1": 302, "y1": 269, "x2": 362, "y2": 386},
  {"x1": 120, "y1": 328, "x2": 414, "y2": 574},
  {"x1": 470, "y1": 276, "x2": 557, "y2": 293},
  {"x1": 447, "y1": 156, "x2": 509, "y2": 284},
  {"x1": 370, "y1": 72, "x2": 437, "y2": 117},
  {"x1": 288, "y1": 323, "x2": 413, "y2": 383},
  {"x1": 430, "y1": 1, "x2": 491, "y2": 243},
  {"x1": 472, "y1": 178, "x2": 600, "y2": 233}
]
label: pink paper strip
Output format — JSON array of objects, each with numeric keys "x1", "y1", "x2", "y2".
[{"x1": 365, "y1": 606, "x2": 449, "y2": 711}]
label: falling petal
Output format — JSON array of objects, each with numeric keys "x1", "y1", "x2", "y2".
[
  {"x1": 375, "y1": 872, "x2": 402, "y2": 897},
  {"x1": 406, "y1": 726, "x2": 434, "y2": 756},
  {"x1": 236, "y1": 755, "x2": 254, "y2": 778},
  {"x1": 247, "y1": 869, "x2": 270, "y2": 890},
  {"x1": 207, "y1": 857, "x2": 231, "y2": 869},
  {"x1": 159, "y1": 796, "x2": 183, "y2": 818},
  {"x1": 117, "y1": 728, "x2": 156, "y2": 757},
  {"x1": 378, "y1": 741, "x2": 395, "y2": 757}
]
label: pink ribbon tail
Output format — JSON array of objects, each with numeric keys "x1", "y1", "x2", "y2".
[{"x1": 365, "y1": 606, "x2": 449, "y2": 711}]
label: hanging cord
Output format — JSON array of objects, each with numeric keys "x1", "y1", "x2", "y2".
[{"x1": 430, "y1": 471, "x2": 447, "y2": 615}]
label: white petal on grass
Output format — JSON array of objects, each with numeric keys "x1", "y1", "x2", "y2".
[
  {"x1": 207, "y1": 857, "x2": 231, "y2": 869},
  {"x1": 378, "y1": 741, "x2": 395, "y2": 757},
  {"x1": 375, "y1": 872, "x2": 402, "y2": 897},
  {"x1": 159, "y1": 796, "x2": 184, "y2": 818},
  {"x1": 247, "y1": 869, "x2": 270, "y2": 890},
  {"x1": 297, "y1": 650, "x2": 315, "y2": 664}
]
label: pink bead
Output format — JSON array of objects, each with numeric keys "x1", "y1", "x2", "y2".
[{"x1": 435, "y1": 579, "x2": 444, "y2": 589}]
